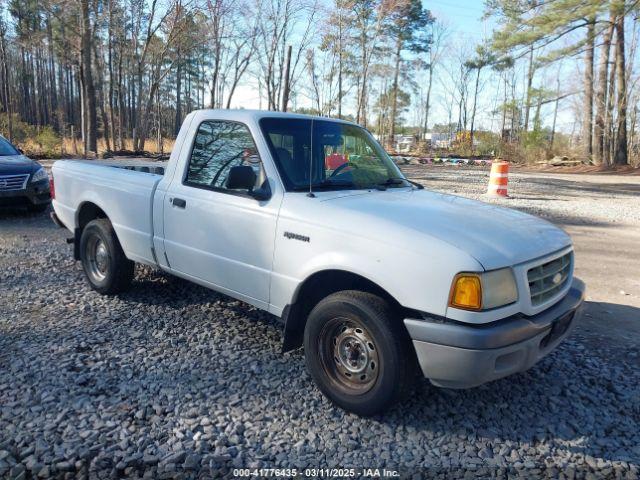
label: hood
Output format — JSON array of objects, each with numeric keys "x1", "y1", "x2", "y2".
[
  {"x1": 0, "y1": 155, "x2": 39, "y2": 175},
  {"x1": 323, "y1": 188, "x2": 571, "y2": 270}
]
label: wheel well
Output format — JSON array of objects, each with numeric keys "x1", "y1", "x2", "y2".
[
  {"x1": 281, "y1": 270, "x2": 405, "y2": 352},
  {"x1": 77, "y1": 202, "x2": 107, "y2": 231},
  {"x1": 74, "y1": 202, "x2": 108, "y2": 260}
]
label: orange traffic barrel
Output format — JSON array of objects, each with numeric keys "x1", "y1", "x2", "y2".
[{"x1": 487, "y1": 161, "x2": 509, "y2": 197}]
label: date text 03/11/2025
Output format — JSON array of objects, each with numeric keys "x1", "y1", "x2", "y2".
[{"x1": 232, "y1": 467, "x2": 400, "y2": 477}]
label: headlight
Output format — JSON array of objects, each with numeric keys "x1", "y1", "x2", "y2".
[
  {"x1": 31, "y1": 167, "x2": 48, "y2": 183},
  {"x1": 482, "y1": 268, "x2": 518, "y2": 309},
  {"x1": 449, "y1": 268, "x2": 517, "y2": 311}
]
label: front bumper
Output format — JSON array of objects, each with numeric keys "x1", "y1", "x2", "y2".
[
  {"x1": 0, "y1": 180, "x2": 50, "y2": 207},
  {"x1": 404, "y1": 278, "x2": 585, "y2": 389}
]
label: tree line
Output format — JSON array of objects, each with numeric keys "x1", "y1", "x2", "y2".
[
  {"x1": 0, "y1": 0, "x2": 638, "y2": 166},
  {"x1": 0, "y1": 0, "x2": 435, "y2": 156},
  {"x1": 486, "y1": 0, "x2": 638, "y2": 166}
]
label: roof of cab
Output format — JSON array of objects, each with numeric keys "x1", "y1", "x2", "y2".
[{"x1": 188, "y1": 108, "x2": 360, "y2": 127}]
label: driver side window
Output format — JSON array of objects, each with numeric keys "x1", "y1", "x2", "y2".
[{"x1": 185, "y1": 120, "x2": 264, "y2": 192}]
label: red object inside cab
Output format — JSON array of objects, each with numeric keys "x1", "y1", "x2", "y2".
[{"x1": 326, "y1": 152, "x2": 348, "y2": 170}]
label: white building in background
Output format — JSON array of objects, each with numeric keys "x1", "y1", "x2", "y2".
[
  {"x1": 395, "y1": 135, "x2": 416, "y2": 153},
  {"x1": 424, "y1": 132, "x2": 455, "y2": 149}
]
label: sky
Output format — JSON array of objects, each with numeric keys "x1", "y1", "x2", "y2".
[{"x1": 426, "y1": 0, "x2": 492, "y2": 34}]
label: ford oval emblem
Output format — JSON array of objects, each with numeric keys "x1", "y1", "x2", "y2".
[
  {"x1": 0, "y1": 179, "x2": 7, "y2": 188},
  {"x1": 552, "y1": 273, "x2": 562, "y2": 285}
]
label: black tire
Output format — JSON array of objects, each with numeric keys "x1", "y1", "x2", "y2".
[
  {"x1": 28, "y1": 203, "x2": 49, "y2": 213},
  {"x1": 303, "y1": 290, "x2": 415, "y2": 416},
  {"x1": 79, "y1": 218, "x2": 134, "y2": 294}
]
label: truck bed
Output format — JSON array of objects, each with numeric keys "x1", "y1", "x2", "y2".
[
  {"x1": 51, "y1": 160, "x2": 164, "y2": 266},
  {"x1": 73, "y1": 158, "x2": 167, "y2": 175}
]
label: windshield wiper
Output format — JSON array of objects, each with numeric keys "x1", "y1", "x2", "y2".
[
  {"x1": 375, "y1": 177, "x2": 424, "y2": 190},
  {"x1": 377, "y1": 178, "x2": 406, "y2": 187},
  {"x1": 292, "y1": 179, "x2": 357, "y2": 191}
]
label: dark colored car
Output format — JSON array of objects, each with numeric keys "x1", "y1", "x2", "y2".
[{"x1": 0, "y1": 135, "x2": 51, "y2": 212}]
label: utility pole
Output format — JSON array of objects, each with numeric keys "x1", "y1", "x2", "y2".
[{"x1": 281, "y1": 45, "x2": 292, "y2": 112}]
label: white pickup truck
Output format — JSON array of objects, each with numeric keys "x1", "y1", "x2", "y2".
[{"x1": 51, "y1": 109, "x2": 584, "y2": 415}]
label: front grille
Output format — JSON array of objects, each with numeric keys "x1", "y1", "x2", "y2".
[
  {"x1": 0, "y1": 174, "x2": 29, "y2": 191},
  {"x1": 527, "y1": 252, "x2": 572, "y2": 306}
]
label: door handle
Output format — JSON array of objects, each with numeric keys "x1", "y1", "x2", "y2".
[{"x1": 171, "y1": 197, "x2": 186, "y2": 208}]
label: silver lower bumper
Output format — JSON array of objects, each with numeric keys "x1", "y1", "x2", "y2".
[{"x1": 405, "y1": 278, "x2": 585, "y2": 389}]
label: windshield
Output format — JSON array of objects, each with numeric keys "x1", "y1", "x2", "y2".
[
  {"x1": 259, "y1": 117, "x2": 409, "y2": 191},
  {"x1": 0, "y1": 137, "x2": 20, "y2": 156}
]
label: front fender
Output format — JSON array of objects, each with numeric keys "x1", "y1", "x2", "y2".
[{"x1": 270, "y1": 231, "x2": 482, "y2": 318}]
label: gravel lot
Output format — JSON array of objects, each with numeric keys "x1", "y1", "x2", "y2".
[{"x1": 1, "y1": 165, "x2": 639, "y2": 479}]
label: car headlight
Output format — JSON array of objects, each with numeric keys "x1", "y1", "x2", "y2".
[
  {"x1": 449, "y1": 268, "x2": 518, "y2": 311},
  {"x1": 31, "y1": 167, "x2": 48, "y2": 183}
]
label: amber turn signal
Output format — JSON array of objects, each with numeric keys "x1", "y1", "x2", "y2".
[{"x1": 449, "y1": 274, "x2": 482, "y2": 310}]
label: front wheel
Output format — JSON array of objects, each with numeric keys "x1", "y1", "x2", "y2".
[
  {"x1": 79, "y1": 218, "x2": 134, "y2": 295},
  {"x1": 304, "y1": 291, "x2": 415, "y2": 416}
]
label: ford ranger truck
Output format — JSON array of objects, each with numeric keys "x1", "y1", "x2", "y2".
[{"x1": 50, "y1": 110, "x2": 585, "y2": 416}]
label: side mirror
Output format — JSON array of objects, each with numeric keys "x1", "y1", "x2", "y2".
[
  {"x1": 226, "y1": 165, "x2": 256, "y2": 190},
  {"x1": 226, "y1": 165, "x2": 271, "y2": 201}
]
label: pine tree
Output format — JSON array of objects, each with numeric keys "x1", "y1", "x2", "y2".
[{"x1": 384, "y1": 0, "x2": 433, "y2": 143}]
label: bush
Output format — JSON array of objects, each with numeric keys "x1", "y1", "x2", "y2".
[
  {"x1": 0, "y1": 113, "x2": 36, "y2": 145},
  {"x1": 33, "y1": 126, "x2": 62, "y2": 157},
  {"x1": 475, "y1": 131, "x2": 502, "y2": 156},
  {"x1": 496, "y1": 129, "x2": 553, "y2": 164},
  {"x1": 0, "y1": 114, "x2": 62, "y2": 157}
]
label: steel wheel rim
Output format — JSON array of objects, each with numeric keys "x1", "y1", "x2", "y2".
[
  {"x1": 319, "y1": 317, "x2": 379, "y2": 394},
  {"x1": 86, "y1": 234, "x2": 109, "y2": 282}
]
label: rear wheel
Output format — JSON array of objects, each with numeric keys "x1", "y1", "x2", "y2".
[
  {"x1": 304, "y1": 290, "x2": 415, "y2": 416},
  {"x1": 80, "y1": 218, "x2": 134, "y2": 294}
]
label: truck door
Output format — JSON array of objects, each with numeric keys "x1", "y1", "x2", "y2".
[{"x1": 162, "y1": 119, "x2": 280, "y2": 309}]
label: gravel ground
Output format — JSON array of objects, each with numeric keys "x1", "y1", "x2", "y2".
[
  {"x1": 403, "y1": 164, "x2": 640, "y2": 226},
  {"x1": 1, "y1": 166, "x2": 639, "y2": 479}
]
